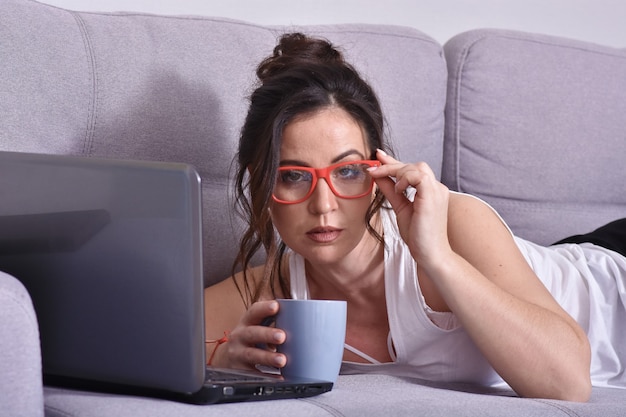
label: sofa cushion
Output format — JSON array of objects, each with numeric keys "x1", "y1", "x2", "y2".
[
  {"x1": 443, "y1": 29, "x2": 626, "y2": 245},
  {"x1": 0, "y1": 272, "x2": 44, "y2": 417},
  {"x1": 1, "y1": 0, "x2": 447, "y2": 285},
  {"x1": 43, "y1": 374, "x2": 626, "y2": 417}
]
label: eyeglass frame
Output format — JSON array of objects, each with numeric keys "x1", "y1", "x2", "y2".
[{"x1": 272, "y1": 159, "x2": 381, "y2": 204}]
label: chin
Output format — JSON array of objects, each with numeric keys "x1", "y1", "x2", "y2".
[{"x1": 298, "y1": 244, "x2": 353, "y2": 266}]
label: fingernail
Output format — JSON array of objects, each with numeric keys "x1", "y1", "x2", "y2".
[
  {"x1": 376, "y1": 148, "x2": 388, "y2": 156},
  {"x1": 274, "y1": 355, "x2": 286, "y2": 367},
  {"x1": 273, "y1": 331, "x2": 284, "y2": 343}
]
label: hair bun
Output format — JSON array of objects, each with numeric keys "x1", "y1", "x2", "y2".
[{"x1": 257, "y1": 33, "x2": 345, "y2": 82}]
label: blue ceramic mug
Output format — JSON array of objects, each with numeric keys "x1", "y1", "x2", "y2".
[{"x1": 276, "y1": 299, "x2": 347, "y2": 383}]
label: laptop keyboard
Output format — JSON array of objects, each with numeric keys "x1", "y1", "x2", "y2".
[{"x1": 205, "y1": 368, "x2": 278, "y2": 383}]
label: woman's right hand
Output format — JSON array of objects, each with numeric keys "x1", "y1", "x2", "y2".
[{"x1": 210, "y1": 300, "x2": 287, "y2": 370}]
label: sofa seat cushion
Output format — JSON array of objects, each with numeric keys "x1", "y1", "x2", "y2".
[{"x1": 43, "y1": 374, "x2": 626, "y2": 417}]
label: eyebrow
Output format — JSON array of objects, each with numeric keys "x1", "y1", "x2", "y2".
[{"x1": 279, "y1": 149, "x2": 366, "y2": 167}]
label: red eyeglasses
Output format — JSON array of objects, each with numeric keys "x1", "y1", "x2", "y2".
[{"x1": 272, "y1": 160, "x2": 380, "y2": 204}]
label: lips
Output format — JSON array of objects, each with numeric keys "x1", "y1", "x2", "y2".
[{"x1": 306, "y1": 226, "x2": 342, "y2": 243}]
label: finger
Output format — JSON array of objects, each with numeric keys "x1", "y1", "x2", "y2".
[
  {"x1": 243, "y1": 300, "x2": 280, "y2": 326},
  {"x1": 375, "y1": 148, "x2": 398, "y2": 164},
  {"x1": 248, "y1": 326, "x2": 286, "y2": 368},
  {"x1": 229, "y1": 322, "x2": 286, "y2": 368},
  {"x1": 374, "y1": 177, "x2": 410, "y2": 213},
  {"x1": 235, "y1": 319, "x2": 286, "y2": 347},
  {"x1": 367, "y1": 149, "x2": 402, "y2": 179},
  {"x1": 225, "y1": 342, "x2": 286, "y2": 370},
  {"x1": 393, "y1": 162, "x2": 437, "y2": 194},
  {"x1": 259, "y1": 324, "x2": 286, "y2": 346},
  {"x1": 240, "y1": 346, "x2": 287, "y2": 369},
  {"x1": 393, "y1": 168, "x2": 426, "y2": 194}
]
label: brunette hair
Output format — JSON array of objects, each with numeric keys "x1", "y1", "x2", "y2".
[{"x1": 232, "y1": 32, "x2": 392, "y2": 306}]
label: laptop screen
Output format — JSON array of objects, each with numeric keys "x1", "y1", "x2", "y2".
[{"x1": 0, "y1": 151, "x2": 206, "y2": 394}]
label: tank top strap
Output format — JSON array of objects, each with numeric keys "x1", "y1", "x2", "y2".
[{"x1": 288, "y1": 251, "x2": 310, "y2": 300}]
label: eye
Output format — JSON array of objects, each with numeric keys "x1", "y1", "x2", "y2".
[
  {"x1": 334, "y1": 164, "x2": 367, "y2": 181},
  {"x1": 279, "y1": 169, "x2": 312, "y2": 185}
]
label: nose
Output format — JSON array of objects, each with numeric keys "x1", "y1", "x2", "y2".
[{"x1": 307, "y1": 178, "x2": 338, "y2": 214}]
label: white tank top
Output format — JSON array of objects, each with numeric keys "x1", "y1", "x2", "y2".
[
  {"x1": 514, "y1": 237, "x2": 626, "y2": 388},
  {"x1": 288, "y1": 192, "x2": 626, "y2": 388}
]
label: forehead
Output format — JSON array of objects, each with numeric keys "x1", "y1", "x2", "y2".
[{"x1": 280, "y1": 107, "x2": 370, "y2": 162}]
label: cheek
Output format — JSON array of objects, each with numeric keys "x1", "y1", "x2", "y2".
[
  {"x1": 268, "y1": 204, "x2": 296, "y2": 234},
  {"x1": 349, "y1": 199, "x2": 373, "y2": 227},
  {"x1": 350, "y1": 191, "x2": 375, "y2": 211}
]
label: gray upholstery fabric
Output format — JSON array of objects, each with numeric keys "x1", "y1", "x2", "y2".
[
  {"x1": 1, "y1": 0, "x2": 446, "y2": 287},
  {"x1": 43, "y1": 374, "x2": 626, "y2": 417},
  {"x1": 0, "y1": 272, "x2": 44, "y2": 417},
  {"x1": 443, "y1": 29, "x2": 626, "y2": 245}
]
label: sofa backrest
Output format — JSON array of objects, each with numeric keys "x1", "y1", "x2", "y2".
[
  {"x1": 443, "y1": 29, "x2": 626, "y2": 245},
  {"x1": 1, "y1": 0, "x2": 447, "y2": 286}
]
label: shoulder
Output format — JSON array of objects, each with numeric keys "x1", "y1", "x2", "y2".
[
  {"x1": 204, "y1": 265, "x2": 268, "y2": 305},
  {"x1": 448, "y1": 191, "x2": 502, "y2": 219},
  {"x1": 446, "y1": 191, "x2": 530, "y2": 278},
  {"x1": 204, "y1": 265, "x2": 268, "y2": 338},
  {"x1": 447, "y1": 191, "x2": 513, "y2": 245},
  {"x1": 204, "y1": 262, "x2": 289, "y2": 316},
  {"x1": 446, "y1": 192, "x2": 551, "y2": 296}
]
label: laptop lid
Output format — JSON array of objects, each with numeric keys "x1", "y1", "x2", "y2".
[{"x1": 0, "y1": 151, "x2": 206, "y2": 394}]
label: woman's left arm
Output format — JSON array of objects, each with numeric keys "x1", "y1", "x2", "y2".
[
  {"x1": 437, "y1": 192, "x2": 591, "y2": 401},
  {"x1": 369, "y1": 150, "x2": 591, "y2": 401}
]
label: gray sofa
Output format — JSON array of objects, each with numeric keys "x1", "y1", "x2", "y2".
[{"x1": 1, "y1": 0, "x2": 625, "y2": 416}]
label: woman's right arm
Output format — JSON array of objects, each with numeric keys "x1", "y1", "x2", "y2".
[{"x1": 203, "y1": 268, "x2": 287, "y2": 371}]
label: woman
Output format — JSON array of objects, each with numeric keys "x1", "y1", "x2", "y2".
[{"x1": 204, "y1": 32, "x2": 626, "y2": 402}]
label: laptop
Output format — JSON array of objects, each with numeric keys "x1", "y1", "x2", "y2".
[{"x1": 0, "y1": 150, "x2": 333, "y2": 404}]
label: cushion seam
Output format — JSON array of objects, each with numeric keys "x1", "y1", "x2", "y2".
[
  {"x1": 70, "y1": 11, "x2": 98, "y2": 157},
  {"x1": 485, "y1": 31, "x2": 626, "y2": 60},
  {"x1": 476, "y1": 199, "x2": 626, "y2": 213},
  {"x1": 43, "y1": 404, "x2": 75, "y2": 417},
  {"x1": 447, "y1": 32, "x2": 491, "y2": 193},
  {"x1": 529, "y1": 398, "x2": 582, "y2": 417},
  {"x1": 299, "y1": 397, "x2": 346, "y2": 417},
  {"x1": 0, "y1": 291, "x2": 39, "y2": 339},
  {"x1": 40, "y1": 2, "x2": 439, "y2": 48}
]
